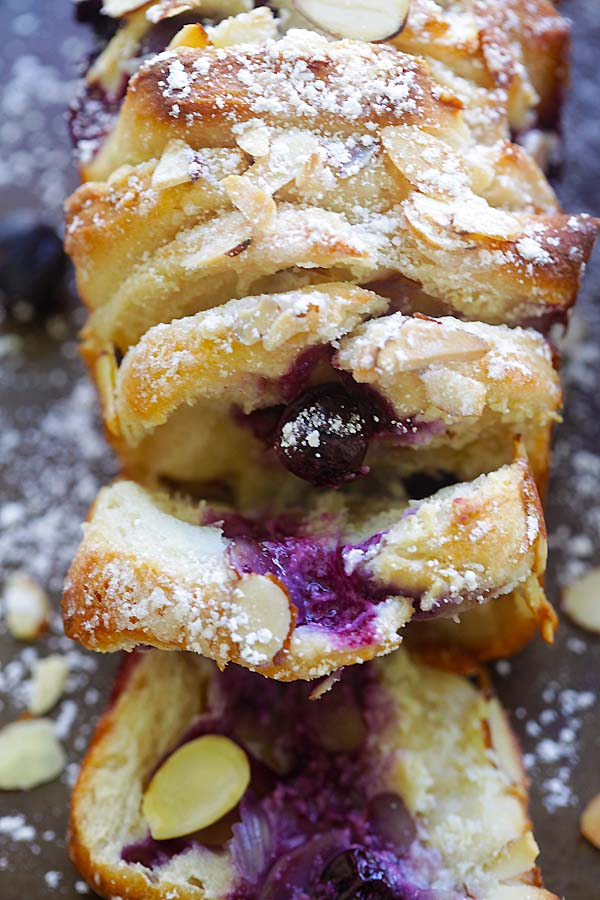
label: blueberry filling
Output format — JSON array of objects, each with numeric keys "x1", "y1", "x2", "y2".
[
  {"x1": 203, "y1": 506, "x2": 484, "y2": 638},
  {"x1": 122, "y1": 662, "x2": 452, "y2": 899}
]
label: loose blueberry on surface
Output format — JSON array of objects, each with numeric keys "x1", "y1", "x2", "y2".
[
  {"x1": 318, "y1": 847, "x2": 398, "y2": 899},
  {"x1": 74, "y1": 0, "x2": 119, "y2": 41},
  {"x1": 274, "y1": 383, "x2": 372, "y2": 488},
  {"x1": 0, "y1": 215, "x2": 68, "y2": 317}
]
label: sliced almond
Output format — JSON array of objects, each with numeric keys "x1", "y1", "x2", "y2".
[
  {"x1": 207, "y1": 7, "x2": 277, "y2": 49},
  {"x1": 485, "y1": 698, "x2": 525, "y2": 788},
  {"x1": 421, "y1": 367, "x2": 487, "y2": 418},
  {"x1": 167, "y1": 22, "x2": 210, "y2": 50},
  {"x1": 146, "y1": 0, "x2": 252, "y2": 24},
  {"x1": 452, "y1": 199, "x2": 522, "y2": 241},
  {"x1": 28, "y1": 655, "x2": 70, "y2": 717},
  {"x1": 94, "y1": 348, "x2": 120, "y2": 436},
  {"x1": 294, "y1": 0, "x2": 410, "y2": 42},
  {"x1": 485, "y1": 832, "x2": 539, "y2": 881},
  {"x1": 2, "y1": 571, "x2": 50, "y2": 641},
  {"x1": 152, "y1": 139, "x2": 195, "y2": 190},
  {"x1": 562, "y1": 567, "x2": 600, "y2": 634},
  {"x1": 375, "y1": 319, "x2": 489, "y2": 374},
  {"x1": 234, "y1": 574, "x2": 294, "y2": 664},
  {"x1": 581, "y1": 793, "x2": 600, "y2": 849},
  {"x1": 0, "y1": 719, "x2": 65, "y2": 790},
  {"x1": 403, "y1": 194, "x2": 466, "y2": 251},
  {"x1": 102, "y1": 0, "x2": 147, "y2": 16},
  {"x1": 249, "y1": 131, "x2": 320, "y2": 195},
  {"x1": 309, "y1": 670, "x2": 342, "y2": 700},
  {"x1": 234, "y1": 123, "x2": 271, "y2": 159},
  {"x1": 382, "y1": 125, "x2": 469, "y2": 199},
  {"x1": 142, "y1": 734, "x2": 250, "y2": 839},
  {"x1": 223, "y1": 174, "x2": 277, "y2": 234}
]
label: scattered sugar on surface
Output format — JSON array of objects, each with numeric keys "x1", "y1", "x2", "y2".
[{"x1": 0, "y1": 8, "x2": 118, "y2": 895}]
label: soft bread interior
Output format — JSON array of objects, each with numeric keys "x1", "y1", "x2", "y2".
[{"x1": 69, "y1": 647, "x2": 558, "y2": 900}]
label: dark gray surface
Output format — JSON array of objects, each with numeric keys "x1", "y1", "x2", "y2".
[{"x1": 0, "y1": 1, "x2": 598, "y2": 897}]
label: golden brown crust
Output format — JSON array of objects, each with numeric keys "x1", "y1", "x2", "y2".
[{"x1": 65, "y1": 34, "x2": 598, "y2": 351}]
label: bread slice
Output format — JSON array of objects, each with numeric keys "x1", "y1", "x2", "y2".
[
  {"x1": 62, "y1": 453, "x2": 553, "y2": 681},
  {"x1": 83, "y1": 284, "x2": 560, "y2": 500},
  {"x1": 70, "y1": 646, "x2": 559, "y2": 900},
  {"x1": 66, "y1": 31, "x2": 598, "y2": 349}
]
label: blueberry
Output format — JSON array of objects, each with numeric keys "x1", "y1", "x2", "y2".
[
  {"x1": 318, "y1": 848, "x2": 397, "y2": 899},
  {"x1": 0, "y1": 215, "x2": 68, "y2": 317},
  {"x1": 74, "y1": 0, "x2": 119, "y2": 41},
  {"x1": 274, "y1": 383, "x2": 372, "y2": 488}
]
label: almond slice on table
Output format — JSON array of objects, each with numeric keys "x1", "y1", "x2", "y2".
[
  {"x1": 581, "y1": 793, "x2": 600, "y2": 849},
  {"x1": 294, "y1": 0, "x2": 410, "y2": 42},
  {"x1": 28, "y1": 654, "x2": 70, "y2": 717},
  {"x1": 1, "y1": 571, "x2": 50, "y2": 641},
  {"x1": 562, "y1": 567, "x2": 600, "y2": 634},
  {"x1": 0, "y1": 719, "x2": 66, "y2": 790},
  {"x1": 142, "y1": 734, "x2": 250, "y2": 839}
]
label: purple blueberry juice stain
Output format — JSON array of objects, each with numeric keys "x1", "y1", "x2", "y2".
[
  {"x1": 68, "y1": 80, "x2": 126, "y2": 162},
  {"x1": 121, "y1": 661, "x2": 452, "y2": 898}
]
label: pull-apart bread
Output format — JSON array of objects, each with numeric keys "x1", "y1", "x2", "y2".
[
  {"x1": 61, "y1": 0, "x2": 598, "y2": 680},
  {"x1": 63, "y1": 447, "x2": 552, "y2": 680},
  {"x1": 70, "y1": 647, "x2": 559, "y2": 900}
]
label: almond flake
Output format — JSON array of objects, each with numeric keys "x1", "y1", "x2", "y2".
[
  {"x1": 234, "y1": 574, "x2": 293, "y2": 664},
  {"x1": 452, "y1": 200, "x2": 522, "y2": 241},
  {"x1": 374, "y1": 319, "x2": 489, "y2": 374},
  {"x1": 206, "y1": 7, "x2": 277, "y2": 49},
  {"x1": 581, "y1": 793, "x2": 600, "y2": 849},
  {"x1": 2, "y1": 571, "x2": 50, "y2": 641},
  {"x1": 562, "y1": 567, "x2": 600, "y2": 634},
  {"x1": 152, "y1": 139, "x2": 194, "y2": 190},
  {"x1": 28, "y1": 655, "x2": 70, "y2": 717},
  {"x1": 234, "y1": 123, "x2": 271, "y2": 159},
  {"x1": 294, "y1": 0, "x2": 410, "y2": 42},
  {"x1": 484, "y1": 832, "x2": 539, "y2": 881},
  {"x1": 0, "y1": 719, "x2": 65, "y2": 790},
  {"x1": 102, "y1": 0, "x2": 146, "y2": 17},
  {"x1": 382, "y1": 125, "x2": 469, "y2": 199},
  {"x1": 167, "y1": 23, "x2": 210, "y2": 50},
  {"x1": 142, "y1": 734, "x2": 250, "y2": 839},
  {"x1": 223, "y1": 174, "x2": 277, "y2": 233},
  {"x1": 421, "y1": 367, "x2": 487, "y2": 418}
]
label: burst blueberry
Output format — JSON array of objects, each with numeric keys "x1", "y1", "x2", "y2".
[{"x1": 318, "y1": 847, "x2": 398, "y2": 899}]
